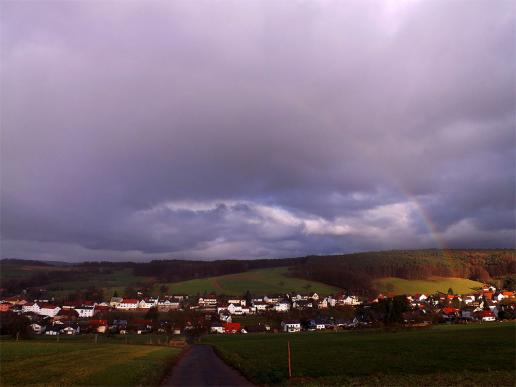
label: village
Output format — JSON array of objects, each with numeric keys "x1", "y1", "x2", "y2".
[{"x1": 0, "y1": 283, "x2": 514, "y2": 337}]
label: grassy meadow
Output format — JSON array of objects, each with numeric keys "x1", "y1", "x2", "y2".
[
  {"x1": 163, "y1": 267, "x2": 339, "y2": 296},
  {"x1": 0, "y1": 338, "x2": 181, "y2": 386},
  {"x1": 203, "y1": 322, "x2": 516, "y2": 385},
  {"x1": 374, "y1": 276, "x2": 484, "y2": 295}
]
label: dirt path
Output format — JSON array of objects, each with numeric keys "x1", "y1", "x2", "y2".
[{"x1": 162, "y1": 344, "x2": 253, "y2": 386}]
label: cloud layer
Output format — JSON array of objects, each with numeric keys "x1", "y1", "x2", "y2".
[{"x1": 1, "y1": 1, "x2": 515, "y2": 261}]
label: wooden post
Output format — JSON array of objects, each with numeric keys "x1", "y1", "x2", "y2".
[
  {"x1": 287, "y1": 340, "x2": 292, "y2": 379},
  {"x1": 94, "y1": 334, "x2": 98, "y2": 344},
  {"x1": 16, "y1": 332, "x2": 19, "y2": 341}
]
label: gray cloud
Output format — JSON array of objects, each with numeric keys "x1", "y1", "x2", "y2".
[{"x1": 1, "y1": 0, "x2": 515, "y2": 261}]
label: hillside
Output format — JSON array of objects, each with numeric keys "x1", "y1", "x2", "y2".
[
  {"x1": 1, "y1": 249, "x2": 514, "y2": 299},
  {"x1": 292, "y1": 249, "x2": 515, "y2": 295},
  {"x1": 374, "y1": 277, "x2": 484, "y2": 295},
  {"x1": 163, "y1": 267, "x2": 339, "y2": 296}
]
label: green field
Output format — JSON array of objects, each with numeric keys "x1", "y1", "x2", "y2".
[
  {"x1": 374, "y1": 276, "x2": 484, "y2": 295},
  {"x1": 203, "y1": 323, "x2": 516, "y2": 385},
  {"x1": 163, "y1": 267, "x2": 339, "y2": 296},
  {"x1": 0, "y1": 339, "x2": 181, "y2": 386}
]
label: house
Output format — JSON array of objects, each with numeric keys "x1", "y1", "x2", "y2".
[
  {"x1": 30, "y1": 323, "x2": 46, "y2": 334},
  {"x1": 441, "y1": 307, "x2": 459, "y2": 320},
  {"x1": 198, "y1": 296, "x2": 218, "y2": 308},
  {"x1": 318, "y1": 298, "x2": 329, "y2": 309},
  {"x1": 45, "y1": 326, "x2": 60, "y2": 335},
  {"x1": 253, "y1": 301, "x2": 268, "y2": 312},
  {"x1": 219, "y1": 311, "x2": 232, "y2": 323},
  {"x1": 61, "y1": 324, "x2": 80, "y2": 335},
  {"x1": 39, "y1": 304, "x2": 61, "y2": 317},
  {"x1": 223, "y1": 322, "x2": 241, "y2": 333},
  {"x1": 55, "y1": 308, "x2": 79, "y2": 321},
  {"x1": 139, "y1": 298, "x2": 157, "y2": 309},
  {"x1": 340, "y1": 295, "x2": 361, "y2": 306},
  {"x1": 210, "y1": 321, "x2": 225, "y2": 334},
  {"x1": 157, "y1": 299, "x2": 181, "y2": 312},
  {"x1": 22, "y1": 302, "x2": 40, "y2": 314},
  {"x1": 109, "y1": 297, "x2": 123, "y2": 308},
  {"x1": 89, "y1": 319, "x2": 108, "y2": 333},
  {"x1": 292, "y1": 300, "x2": 313, "y2": 309},
  {"x1": 117, "y1": 299, "x2": 139, "y2": 310},
  {"x1": 281, "y1": 320, "x2": 301, "y2": 333},
  {"x1": 264, "y1": 296, "x2": 279, "y2": 304},
  {"x1": 310, "y1": 293, "x2": 320, "y2": 301},
  {"x1": 478, "y1": 310, "x2": 496, "y2": 322},
  {"x1": 75, "y1": 305, "x2": 95, "y2": 318},
  {"x1": 2, "y1": 296, "x2": 27, "y2": 306},
  {"x1": 274, "y1": 301, "x2": 290, "y2": 312},
  {"x1": 228, "y1": 299, "x2": 246, "y2": 306}
]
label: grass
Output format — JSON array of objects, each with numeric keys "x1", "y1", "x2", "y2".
[
  {"x1": 374, "y1": 276, "x2": 484, "y2": 295},
  {"x1": 162, "y1": 267, "x2": 339, "y2": 296},
  {"x1": 203, "y1": 322, "x2": 516, "y2": 385},
  {"x1": 0, "y1": 338, "x2": 181, "y2": 386}
]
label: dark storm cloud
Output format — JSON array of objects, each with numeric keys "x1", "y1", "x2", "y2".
[{"x1": 1, "y1": 1, "x2": 514, "y2": 261}]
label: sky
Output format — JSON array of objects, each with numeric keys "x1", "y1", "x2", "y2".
[{"x1": 1, "y1": 1, "x2": 515, "y2": 261}]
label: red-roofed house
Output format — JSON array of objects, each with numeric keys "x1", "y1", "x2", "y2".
[
  {"x1": 223, "y1": 322, "x2": 241, "y2": 333},
  {"x1": 89, "y1": 319, "x2": 108, "y2": 333},
  {"x1": 117, "y1": 299, "x2": 139, "y2": 310},
  {"x1": 478, "y1": 310, "x2": 496, "y2": 322}
]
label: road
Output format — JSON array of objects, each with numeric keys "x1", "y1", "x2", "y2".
[{"x1": 162, "y1": 344, "x2": 254, "y2": 386}]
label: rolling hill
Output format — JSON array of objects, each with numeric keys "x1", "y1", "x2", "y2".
[
  {"x1": 162, "y1": 267, "x2": 339, "y2": 296},
  {"x1": 374, "y1": 276, "x2": 484, "y2": 295}
]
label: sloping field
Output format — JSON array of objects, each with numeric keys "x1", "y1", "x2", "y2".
[
  {"x1": 374, "y1": 276, "x2": 484, "y2": 295},
  {"x1": 165, "y1": 267, "x2": 339, "y2": 296},
  {"x1": 0, "y1": 340, "x2": 180, "y2": 386},
  {"x1": 204, "y1": 323, "x2": 515, "y2": 385}
]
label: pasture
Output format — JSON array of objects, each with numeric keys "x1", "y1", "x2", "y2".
[
  {"x1": 163, "y1": 267, "x2": 339, "y2": 296},
  {"x1": 203, "y1": 322, "x2": 516, "y2": 385},
  {"x1": 374, "y1": 276, "x2": 484, "y2": 295},
  {"x1": 0, "y1": 339, "x2": 181, "y2": 386}
]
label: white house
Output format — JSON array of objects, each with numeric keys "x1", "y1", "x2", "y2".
[
  {"x1": 281, "y1": 320, "x2": 301, "y2": 333},
  {"x1": 39, "y1": 304, "x2": 61, "y2": 317},
  {"x1": 22, "y1": 302, "x2": 40, "y2": 314},
  {"x1": 138, "y1": 299, "x2": 157, "y2": 309},
  {"x1": 253, "y1": 302, "x2": 268, "y2": 312},
  {"x1": 61, "y1": 325, "x2": 80, "y2": 335},
  {"x1": 75, "y1": 306, "x2": 95, "y2": 318},
  {"x1": 264, "y1": 296, "x2": 279, "y2": 304},
  {"x1": 157, "y1": 299, "x2": 180, "y2": 311},
  {"x1": 274, "y1": 301, "x2": 291, "y2": 312},
  {"x1": 228, "y1": 299, "x2": 246, "y2": 306},
  {"x1": 198, "y1": 296, "x2": 218, "y2": 307},
  {"x1": 210, "y1": 322, "x2": 224, "y2": 334},
  {"x1": 30, "y1": 323, "x2": 45, "y2": 334},
  {"x1": 109, "y1": 297, "x2": 123, "y2": 308},
  {"x1": 117, "y1": 299, "x2": 139, "y2": 310},
  {"x1": 315, "y1": 322, "x2": 326, "y2": 330},
  {"x1": 340, "y1": 296, "x2": 361, "y2": 306}
]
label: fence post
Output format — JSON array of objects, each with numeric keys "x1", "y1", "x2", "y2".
[{"x1": 287, "y1": 340, "x2": 292, "y2": 379}]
